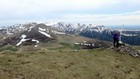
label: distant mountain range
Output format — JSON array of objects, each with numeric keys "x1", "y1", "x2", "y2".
[
  {"x1": 0, "y1": 22, "x2": 112, "y2": 48},
  {"x1": 0, "y1": 22, "x2": 140, "y2": 46},
  {"x1": 51, "y1": 22, "x2": 140, "y2": 45}
]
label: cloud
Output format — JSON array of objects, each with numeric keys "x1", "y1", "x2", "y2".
[
  {"x1": 63, "y1": 11, "x2": 140, "y2": 25},
  {"x1": 0, "y1": 0, "x2": 140, "y2": 25},
  {"x1": 0, "y1": 0, "x2": 130, "y2": 18}
]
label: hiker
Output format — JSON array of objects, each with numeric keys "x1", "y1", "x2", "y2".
[{"x1": 112, "y1": 31, "x2": 119, "y2": 47}]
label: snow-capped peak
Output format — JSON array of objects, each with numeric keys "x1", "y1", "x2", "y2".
[{"x1": 95, "y1": 25, "x2": 107, "y2": 33}]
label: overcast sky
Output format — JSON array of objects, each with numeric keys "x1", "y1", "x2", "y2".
[{"x1": 0, "y1": 0, "x2": 140, "y2": 26}]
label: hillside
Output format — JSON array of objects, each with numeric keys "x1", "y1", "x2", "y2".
[
  {"x1": 0, "y1": 22, "x2": 140, "y2": 79},
  {"x1": 0, "y1": 45, "x2": 140, "y2": 79}
]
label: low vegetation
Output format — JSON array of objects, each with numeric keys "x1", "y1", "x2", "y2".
[
  {"x1": 133, "y1": 46, "x2": 140, "y2": 50},
  {"x1": 0, "y1": 45, "x2": 140, "y2": 79},
  {"x1": 0, "y1": 45, "x2": 18, "y2": 52}
]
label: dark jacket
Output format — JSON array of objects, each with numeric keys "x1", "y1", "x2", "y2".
[{"x1": 111, "y1": 31, "x2": 119, "y2": 40}]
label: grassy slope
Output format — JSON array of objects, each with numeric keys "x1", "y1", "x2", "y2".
[
  {"x1": 0, "y1": 46, "x2": 140, "y2": 79},
  {"x1": 0, "y1": 35, "x2": 139, "y2": 79},
  {"x1": 132, "y1": 46, "x2": 140, "y2": 51}
]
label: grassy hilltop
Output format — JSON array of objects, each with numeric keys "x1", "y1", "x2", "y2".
[{"x1": 0, "y1": 44, "x2": 140, "y2": 79}]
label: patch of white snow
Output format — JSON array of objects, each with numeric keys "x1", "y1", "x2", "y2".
[
  {"x1": 75, "y1": 42, "x2": 80, "y2": 45},
  {"x1": 38, "y1": 30, "x2": 52, "y2": 38},
  {"x1": 28, "y1": 26, "x2": 34, "y2": 32},
  {"x1": 53, "y1": 31, "x2": 65, "y2": 34},
  {"x1": 21, "y1": 34, "x2": 26, "y2": 38},
  {"x1": 16, "y1": 34, "x2": 29, "y2": 46},
  {"x1": 34, "y1": 45, "x2": 38, "y2": 47},
  {"x1": 16, "y1": 39, "x2": 29, "y2": 46},
  {"x1": 92, "y1": 43, "x2": 94, "y2": 47},
  {"x1": 39, "y1": 27, "x2": 46, "y2": 31},
  {"x1": 32, "y1": 39, "x2": 39, "y2": 44}
]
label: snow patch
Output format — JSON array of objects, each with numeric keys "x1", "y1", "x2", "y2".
[
  {"x1": 34, "y1": 45, "x2": 38, "y2": 47},
  {"x1": 28, "y1": 26, "x2": 35, "y2": 32},
  {"x1": 16, "y1": 35, "x2": 40, "y2": 46},
  {"x1": 52, "y1": 31, "x2": 65, "y2": 34},
  {"x1": 38, "y1": 30, "x2": 52, "y2": 38},
  {"x1": 74, "y1": 42, "x2": 80, "y2": 45},
  {"x1": 92, "y1": 43, "x2": 94, "y2": 47},
  {"x1": 16, "y1": 34, "x2": 30, "y2": 46},
  {"x1": 32, "y1": 39, "x2": 39, "y2": 44},
  {"x1": 39, "y1": 27, "x2": 46, "y2": 31},
  {"x1": 84, "y1": 43, "x2": 91, "y2": 46},
  {"x1": 91, "y1": 26, "x2": 107, "y2": 33},
  {"x1": 21, "y1": 34, "x2": 26, "y2": 38}
]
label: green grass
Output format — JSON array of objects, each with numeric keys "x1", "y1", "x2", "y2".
[
  {"x1": 132, "y1": 46, "x2": 140, "y2": 50},
  {"x1": 47, "y1": 42, "x2": 81, "y2": 50},
  {"x1": 0, "y1": 47, "x2": 140, "y2": 79},
  {"x1": 0, "y1": 45, "x2": 18, "y2": 52},
  {"x1": 59, "y1": 42, "x2": 72, "y2": 47}
]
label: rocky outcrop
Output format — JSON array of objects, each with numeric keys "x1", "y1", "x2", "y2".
[{"x1": 113, "y1": 44, "x2": 140, "y2": 57}]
